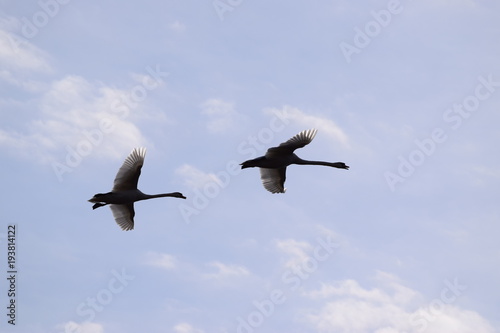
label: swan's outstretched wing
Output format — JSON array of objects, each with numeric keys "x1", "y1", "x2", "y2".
[
  {"x1": 266, "y1": 129, "x2": 317, "y2": 157},
  {"x1": 109, "y1": 204, "x2": 135, "y2": 231},
  {"x1": 260, "y1": 167, "x2": 287, "y2": 193},
  {"x1": 112, "y1": 147, "x2": 146, "y2": 191}
]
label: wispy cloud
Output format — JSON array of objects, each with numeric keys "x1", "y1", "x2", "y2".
[
  {"x1": 200, "y1": 98, "x2": 244, "y2": 134},
  {"x1": 58, "y1": 321, "x2": 104, "y2": 333},
  {"x1": 202, "y1": 261, "x2": 250, "y2": 279},
  {"x1": 169, "y1": 20, "x2": 186, "y2": 32},
  {"x1": 145, "y1": 251, "x2": 177, "y2": 270},
  {"x1": 0, "y1": 26, "x2": 52, "y2": 74},
  {"x1": 175, "y1": 164, "x2": 223, "y2": 190},
  {"x1": 467, "y1": 165, "x2": 500, "y2": 187},
  {"x1": 263, "y1": 106, "x2": 350, "y2": 148},
  {"x1": 0, "y1": 24, "x2": 52, "y2": 93},
  {"x1": 173, "y1": 322, "x2": 205, "y2": 333},
  {"x1": 304, "y1": 273, "x2": 414, "y2": 305},
  {"x1": 145, "y1": 251, "x2": 250, "y2": 283},
  {"x1": 276, "y1": 238, "x2": 313, "y2": 269}
]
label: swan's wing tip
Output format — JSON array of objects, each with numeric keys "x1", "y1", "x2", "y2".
[
  {"x1": 273, "y1": 129, "x2": 318, "y2": 153},
  {"x1": 113, "y1": 148, "x2": 147, "y2": 191},
  {"x1": 133, "y1": 147, "x2": 147, "y2": 155}
]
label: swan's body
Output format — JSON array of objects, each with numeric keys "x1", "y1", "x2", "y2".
[
  {"x1": 240, "y1": 129, "x2": 349, "y2": 193},
  {"x1": 89, "y1": 147, "x2": 186, "y2": 231}
]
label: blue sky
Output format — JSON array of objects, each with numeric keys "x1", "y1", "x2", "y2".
[{"x1": 1, "y1": 0, "x2": 500, "y2": 332}]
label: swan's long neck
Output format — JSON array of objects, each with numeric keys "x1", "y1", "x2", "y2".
[
  {"x1": 139, "y1": 192, "x2": 185, "y2": 200},
  {"x1": 294, "y1": 157, "x2": 345, "y2": 168},
  {"x1": 143, "y1": 193, "x2": 180, "y2": 199}
]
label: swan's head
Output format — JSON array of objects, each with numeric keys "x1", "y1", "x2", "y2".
[{"x1": 171, "y1": 192, "x2": 187, "y2": 199}]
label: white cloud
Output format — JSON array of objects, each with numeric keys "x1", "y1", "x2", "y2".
[
  {"x1": 305, "y1": 272, "x2": 418, "y2": 306},
  {"x1": 200, "y1": 98, "x2": 241, "y2": 133},
  {"x1": 0, "y1": 23, "x2": 169, "y2": 172},
  {"x1": 263, "y1": 106, "x2": 349, "y2": 148},
  {"x1": 58, "y1": 321, "x2": 104, "y2": 333},
  {"x1": 466, "y1": 165, "x2": 500, "y2": 187},
  {"x1": 306, "y1": 279, "x2": 393, "y2": 303},
  {"x1": 175, "y1": 164, "x2": 223, "y2": 190},
  {"x1": 0, "y1": 75, "x2": 151, "y2": 164},
  {"x1": 0, "y1": 27, "x2": 52, "y2": 74},
  {"x1": 0, "y1": 15, "x2": 19, "y2": 31},
  {"x1": 0, "y1": 68, "x2": 47, "y2": 92},
  {"x1": 0, "y1": 129, "x2": 30, "y2": 151},
  {"x1": 0, "y1": 23, "x2": 52, "y2": 93},
  {"x1": 145, "y1": 251, "x2": 250, "y2": 281},
  {"x1": 275, "y1": 238, "x2": 313, "y2": 269},
  {"x1": 302, "y1": 272, "x2": 496, "y2": 333},
  {"x1": 169, "y1": 20, "x2": 186, "y2": 32},
  {"x1": 145, "y1": 251, "x2": 177, "y2": 270},
  {"x1": 202, "y1": 261, "x2": 250, "y2": 279},
  {"x1": 173, "y1": 322, "x2": 204, "y2": 333}
]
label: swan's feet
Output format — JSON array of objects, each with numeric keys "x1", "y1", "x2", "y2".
[{"x1": 92, "y1": 202, "x2": 107, "y2": 210}]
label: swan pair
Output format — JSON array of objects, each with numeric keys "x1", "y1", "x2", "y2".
[{"x1": 89, "y1": 129, "x2": 349, "y2": 231}]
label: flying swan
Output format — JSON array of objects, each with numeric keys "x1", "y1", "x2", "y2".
[
  {"x1": 240, "y1": 129, "x2": 349, "y2": 193},
  {"x1": 89, "y1": 147, "x2": 186, "y2": 231}
]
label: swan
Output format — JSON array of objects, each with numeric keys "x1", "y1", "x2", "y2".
[
  {"x1": 88, "y1": 147, "x2": 186, "y2": 231},
  {"x1": 240, "y1": 129, "x2": 349, "y2": 193}
]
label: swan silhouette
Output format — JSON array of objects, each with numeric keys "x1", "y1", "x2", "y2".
[
  {"x1": 88, "y1": 147, "x2": 186, "y2": 231},
  {"x1": 240, "y1": 129, "x2": 349, "y2": 193}
]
